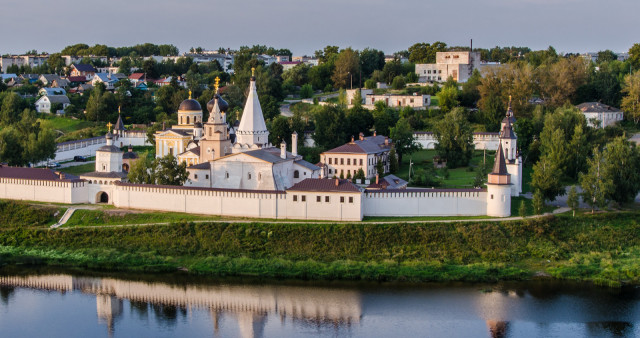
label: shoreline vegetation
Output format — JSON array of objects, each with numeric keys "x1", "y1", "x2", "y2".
[{"x1": 0, "y1": 201, "x2": 639, "y2": 288}]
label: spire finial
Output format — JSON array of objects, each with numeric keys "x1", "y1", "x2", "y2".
[
  {"x1": 251, "y1": 67, "x2": 255, "y2": 78},
  {"x1": 107, "y1": 122, "x2": 112, "y2": 132},
  {"x1": 118, "y1": 106, "x2": 121, "y2": 114},
  {"x1": 188, "y1": 90, "x2": 192, "y2": 100},
  {"x1": 214, "y1": 77, "x2": 220, "y2": 94}
]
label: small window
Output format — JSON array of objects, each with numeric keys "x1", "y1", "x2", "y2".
[
  {"x1": 349, "y1": 197, "x2": 353, "y2": 203},
  {"x1": 194, "y1": 174, "x2": 198, "y2": 179},
  {"x1": 325, "y1": 196, "x2": 330, "y2": 202},
  {"x1": 317, "y1": 196, "x2": 321, "y2": 202},
  {"x1": 294, "y1": 170, "x2": 299, "y2": 178},
  {"x1": 491, "y1": 194, "x2": 494, "y2": 199},
  {"x1": 340, "y1": 158, "x2": 344, "y2": 165},
  {"x1": 347, "y1": 159, "x2": 350, "y2": 165},
  {"x1": 225, "y1": 172, "x2": 229, "y2": 179},
  {"x1": 293, "y1": 195, "x2": 298, "y2": 202},
  {"x1": 359, "y1": 159, "x2": 363, "y2": 166},
  {"x1": 340, "y1": 196, "x2": 345, "y2": 203},
  {"x1": 329, "y1": 158, "x2": 332, "y2": 165},
  {"x1": 301, "y1": 195, "x2": 306, "y2": 202},
  {"x1": 206, "y1": 175, "x2": 209, "y2": 179},
  {"x1": 248, "y1": 173, "x2": 252, "y2": 180}
]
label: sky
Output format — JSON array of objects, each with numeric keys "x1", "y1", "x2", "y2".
[{"x1": 2, "y1": 0, "x2": 638, "y2": 56}]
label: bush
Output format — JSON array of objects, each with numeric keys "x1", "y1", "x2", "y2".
[
  {"x1": 300, "y1": 84, "x2": 313, "y2": 99},
  {"x1": 391, "y1": 76, "x2": 406, "y2": 90}
]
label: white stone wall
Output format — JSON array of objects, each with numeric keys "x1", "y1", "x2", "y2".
[
  {"x1": 414, "y1": 132, "x2": 500, "y2": 150},
  {"x1": 363, "y1": 189, "x2": 487, "y2": 217},
  {"x1": 486, "y1": 184, "x2": 511, "y2": 217},
  {"x1": 0, "y1": 178, "x2": 88, "y2": 204},
  {"x1": 54, "y1": 133, "x2": 150, "y2": 162},
  {"x1": 285, "y1": 191, "x2": 362, "y2": 221}
]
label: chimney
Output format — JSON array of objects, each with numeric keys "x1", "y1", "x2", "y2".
[
  {"x1": 351, "y1": 135, "x2": 355, "y2": 143},
  {"x1": 291, "y1": 131, "x2": 298, "y2": 157},
  {"x1": 162, "y1": 121, "x2": 166, "y2": 130},
  {"x1": 373, "y1": 130, "x2": 377, "y2": 137},
  {"x1": 280, "y1": 140, "x2": 287, "y2": 159},
  {"x1": 375, "y1": 174, "x2": 379, "y2": 185},
  {"x1": 335, "y1": 178, "x2": 339, "y2": 186},
  {"x1": 384, "y1": 137, "x2": 389, "y2": 146},
  {"x1": 59, "y1": 173, "x2": 65, "y2": 179},
  {"x1": 359, "y1": 132, "x2": 364, "y2": 141}
]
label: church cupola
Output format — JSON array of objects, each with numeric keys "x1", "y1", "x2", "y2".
[{"x1": 177, "y1": 90, "x2": 203, "y2": 127}]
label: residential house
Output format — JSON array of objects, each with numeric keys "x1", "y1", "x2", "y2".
[
  {"x1": 38, "y1": 87, "x2": 67, "y2": 96},
  {"x1": 70, "y1": 64, "x2": 97, "y2": 80},
  {"x1": 92, "y1": 73, "x2": 119, "y2": 90},
  {"x1": 576, "y1": 102, "x2": 624, "y2": 128},
  {"x1": 415, "y1": 51, "x2": 500, "y2": 83},
  {"x1": 39, "y1": 74, "x2": 62, "y2": 86},
  {"x1": 279, "y1": 61, "x2": 301, "y2": 71},
  {"x1": 35, "y1": 95, "x2": 70, "y2": 113},
  {"x1": 365, "y1": 93, "x2": 430, "y2": 109},
  {"x1": 129, "y1": 73, "x2": 146, "y2": 86}
]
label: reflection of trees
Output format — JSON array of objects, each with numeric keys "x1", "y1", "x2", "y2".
[
  {"x1": 486, "y1": 320, "x2": 509, "y2": 338},
  {"x1": 129, "y1": 301, "x2": 149, "y2": 319},
  {"x1": 587, "y1": 322, "x2": 633, "y2": 337},
  {"x1": 0, "y1": 287, "x2": 14, "y2": 305},
  {"x1": 151, "y1": 304, "x2": 187, "y2": 326}
]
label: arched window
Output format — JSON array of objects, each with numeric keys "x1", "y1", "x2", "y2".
[
  {"x1": 248, "y1": 173, "x2": 252, "y2": 180},
  {"x1": 225, "y1": 172, "x2": 229, "y2": 179},
  {"x1": 186, "y1": 116, "x2": 190, "y2": 124},
  {"x1": 258, "y1": 173, "x2": 262, "y2": 180},
  {"x1": 294, "y1": 170, "x2": 299, "y2": 179}
]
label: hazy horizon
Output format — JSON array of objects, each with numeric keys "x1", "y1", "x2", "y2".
[{"x1": 2, "y1": 0, "x2": 638, "y2": 56}]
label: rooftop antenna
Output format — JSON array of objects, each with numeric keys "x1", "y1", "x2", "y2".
[
  {"x1": 470, "y1": 39, "x2": 473, "y2": 52},
  {"x1": 408, "y1": 158, "x2": 414, "y2": 183}
]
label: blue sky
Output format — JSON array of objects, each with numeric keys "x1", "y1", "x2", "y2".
[{"x1": 2, "y1": 0, "x2": 638, "y2": 55}]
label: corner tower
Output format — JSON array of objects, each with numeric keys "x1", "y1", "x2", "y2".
[
  {"x1": 499, "y1": 96, "x2": 522, "y2": 196},
  {"x1": 200, "y1": 78, "x2": 232, "y2": 162},
  {"x1": 486, "y1": 143, "x2": 511, "y2": 217}
]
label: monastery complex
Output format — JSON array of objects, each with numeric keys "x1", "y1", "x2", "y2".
[{"x1": 0, "y1": 71, "x2": 522, "y2": 221}]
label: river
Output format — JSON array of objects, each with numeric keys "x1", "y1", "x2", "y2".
[{"x1": 0, "y1": 267, "x2": 638, "y2": 337}]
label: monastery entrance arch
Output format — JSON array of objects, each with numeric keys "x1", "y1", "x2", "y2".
[{"x1": 96, "y1": 191, "x2": 109, "y2": 203}]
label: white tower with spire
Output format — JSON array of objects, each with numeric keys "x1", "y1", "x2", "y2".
[
  {"x1": 234, "y1": 68, "x2": 270, "y2": 152},
  {"x1": 499, "y1": 96, "x2": 522, "y2": 196}
]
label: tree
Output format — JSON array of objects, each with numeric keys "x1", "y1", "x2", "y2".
[
  {"x1": 602, "y1": 137, "x2": 640, "y2": 204},
  {"x1": 621, "y1": 70, "x2": 640, "y2": 124},
  {"x1": 408, "y1": 42, "x2": 447, "y2": 63},
  {"x1": 580, "y1": 148, "x2": 614, "y2": 213},
  {"x1": 567, "y1": 185, "x2": 579, "y2": 217},
  {"x1": 268, "y1": 115, "x2": 291, "y2": 146},
  {"x1": 433, "y1": 108, "x2": 474, "y2": 168},
  {"x1": 391, "y1": 76, "x2": 405, "y2": 89},
  {"x1": 359, "y1": 48, "x2": 385, "y2": 79},
  {"x1": 331, "y1": 48, "x2": 360, "y2": 89},
  {"x1": 436, "y1": 85, "x2": 459, "y2": 113},
  {"x1": 127, "y1": 152, "x2": 155, "y2": 184},
  {"x1": 532, "y1": 190, "x2": 545, "y2": 215},
  {"x1": 376, "y1": 157, "x2": 384, "y2": 177},
  {"x1": 299, "y1": 84, "x2": 313, "y2": 99},
  {"x1": 628, "y1": 43, "x2": 640, "y2": 70},
  {"x1": 389, "y1": 118, "x2": 420, "y2": 166},
  {"x1": 1, "y1": 92, "x2": 25, "y2": 125},
  {"x1": 537, "y1": 57, "x2": 588, "y2": 108},
  {"x1": 531, "y1": 155, "x2": 564, "y2": 202},
  {"x1": 388, "y1": 147, "x2": 398, "y2": 174},
  {"x1": 312, "y1": 105, "x2": 347, "y2": 149},
  {"x1": 518, "y1": 200, "x2": 527, "y2": 218},
  {"x1": 353, "y1": 168, "x2": 366, "y2": 183},
  {"x1": 153, "y1": 154, "x2": 189, "y2": 186},
  {"x1": 118, "y1": 56, "x2": 133, "y2": 75}
]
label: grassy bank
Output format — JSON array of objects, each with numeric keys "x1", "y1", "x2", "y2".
[{"x1": 0, "y1": 201, "x2": 639, "y2": 286}]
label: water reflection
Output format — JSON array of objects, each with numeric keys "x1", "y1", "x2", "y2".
[
  {"x1": 1, "y1": 272, "x2": 639, "y2": 338},
  {"x1": 0, "y1": 273, "x2": 362, "y2": 338}
]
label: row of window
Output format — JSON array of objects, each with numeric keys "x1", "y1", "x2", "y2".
[
  {"x1": 426, "y1": 76, "x2": 442, "y2": 81},
  {"x1": 328, "y1": 157, "x2": 363, "y2": 166},
  {"x1": 291, "y1": 195, "x2": 354, "y2": 203},
  {"x1": 422, "y1": 70, "x2": 443, "y2": 74}
]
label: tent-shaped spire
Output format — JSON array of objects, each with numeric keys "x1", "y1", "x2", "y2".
[
  {"x1": 208, "y1": 96, "x2": 223, "y2": 124},
  {"x1": 492, "y1": 143, "x2": 509, "y2": 175},
  {"x1": 236, "y1": 68, "x2": 269, "y2": 146},
  {"x1": 114, "y1": 107, "x2": 125, "y2": 131}
]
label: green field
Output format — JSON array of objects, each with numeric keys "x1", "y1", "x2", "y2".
[
  {"x1": 60, "y1": 163, "x2": 95, "y2": 176},
  {"x1": 64, "y1": 209, "x2": 229, "y2": 227},
  {"x1": 398, "y1": 149, "x2": 496, "y2": 188},
  {"x1": 38, "y1": 116, "x2": 95, "y2": 134}
]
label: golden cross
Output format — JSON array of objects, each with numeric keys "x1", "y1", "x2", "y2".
[
  {"x1": 107, "y1": 122, "x2": 112, "y2": 132},
  {"x1": 189, "y1": 90, "x2": 192, "y2": 99},
  {"x1": 118, "y1": 106, "x2": 121, "y2": 114},
  {"x1": 251, "y1": 67, "x2": 255, "y2": 77},
  {"x1": 214, "y1": 77, "x2": 220, "y2": 93}
]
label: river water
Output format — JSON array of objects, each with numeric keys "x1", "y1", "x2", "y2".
[{"x1": 0, "y1": 267, "x2": 639, "y2": 338}]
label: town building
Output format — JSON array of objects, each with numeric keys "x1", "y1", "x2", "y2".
[
  {"x1": 576, "y1": 102, "x2": 624, "y2": 128},
  {"x1": 34, "y1": 95, "x2": 71, "y2": 114},
  {"x1": 415, "y1": 51, "x2": 500, "y2": 83},
  {"x1": 0, "y1": 54, "x2": 49, "y2": 73},
  {"x1": 320, "y1": 133, "x2": 392, "y2": 179},
  {"x1": 70, "y1": 64, "x2": 97, "y2": 80}
]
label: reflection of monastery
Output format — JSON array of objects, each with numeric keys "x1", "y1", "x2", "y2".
[
  {"x1": 0, "y1": 72, "x2": 521, "y2": 219},
  {"x1": 0, "y1": 274, "x2": 361, "y2": 338}
]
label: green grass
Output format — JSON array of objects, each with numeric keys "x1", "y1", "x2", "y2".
[
  {"x1": 430, "y1": 97, "x2": 439, "y2": 106},
  {"x1": 398, "y1": 149, "x2": 496, "y2": 188},
  {"x1": 64, "y1": 209, "x2": 228, "y2": 227},
  {"x1": 60, "y1": 163, "x2": 95, "y2": 176},
  {"x1": 39, "y1": 116, "x2": 95, "y2": 134}
]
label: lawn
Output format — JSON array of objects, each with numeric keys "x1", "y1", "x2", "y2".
[
  {"x1": 39, "y1": 116, "x2": 95, "y2": 134},
  {"x1": 398, "y1": 149, "x2": 496, "y2": 188},
  {"x1": 63, "y1": 209, "x2": 229, "y2": 227},
  {"x1": 60, "y1": 163, "x2": 95, "y2": 176}
]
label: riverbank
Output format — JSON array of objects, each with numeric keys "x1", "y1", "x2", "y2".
[{"x1": 0, "y1": 201, "x2": 638, "y2": 287}]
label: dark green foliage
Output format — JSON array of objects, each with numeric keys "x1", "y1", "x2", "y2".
[{"x1": 0, "y1": 201, "x2": 59, "y2": 227}]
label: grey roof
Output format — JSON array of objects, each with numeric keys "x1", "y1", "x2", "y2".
[
  {"x1": 116, "y1": 181, "x2": 283, "y2": 195},
  {"x1": 294, "y1": 159, "x2": 320, "y2": 171},
  {"x1": 40, "y1": 95, "x2": 70, "y2": 104},
  {"x1": 114, "y1": 114, "x2": 126, "y2": 130},
  {"x1": 243, "y1": 149, "x2": 289, "y2": 163},
  {"x1": 383, "y1": 174, "x2": 408, "y2": 189},
  {"x1": 288, "y1": 178, "x2": 361, "y2": 192},
  {"x1": 500, "y1": 119, "x2": 517, "y2": 140},
  {"x1": 97, "y1": 145, "x2": 122, "y2": 153},
  {"x1": 188, "y1": 162, "x2": 211, "y2": 170},
  {"x1": 324, "y1": 135, "x2": 392, "y2": 154},
  {"x1": 0, "y1": 165, "x2": 81, "y2": 182},
  {"x1": 178, "y1": 99, "x2": 202, "y2": 111},
  {"x1": 122, "y1": 151, "x2": 138, "y2": 159},
  {"x1": 576, "y1": 102, "x2": 622, "y2": 113},
  {"x1": 72, "y1": 64, "x2": 97, "y2": 72},
  {"x1": 81, "y1": 171, "x2": 127, "y2": 179}
]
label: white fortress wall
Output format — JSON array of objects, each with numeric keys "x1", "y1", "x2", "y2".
[
  {"x1": 414, "y1": 132, "x2": 500, "y2": 150},
  {"x1": 0, "y1": 178, "x2": 88, "y2": 204},
  {"x1": 54, "y1": 132, "x2": 150, "y2": 162},
  {"x1": 363, "y1": 189, "x2": 487, "y2": 217},
  {"x1": 112, "y1": 183, "x2": 283, "y2": 219},
  {"x1": 284, "y1": 191, "x2": 362, "y2": 221}
]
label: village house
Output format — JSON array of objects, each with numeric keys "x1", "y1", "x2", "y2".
[
  {"x1": 320, "y1": 133, "x2": 392, "y2": 180},
  {"x1": 70, "y1": 64, "x2": 97, "y2": 80},
  {"x1": 576, "y1": 102, "x2": 624, "y2": 128},
  {"x1": 34, "y1": 95, "x2": 70, "y2": 114}
]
